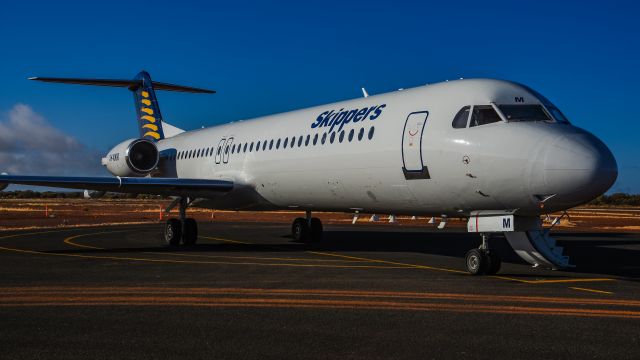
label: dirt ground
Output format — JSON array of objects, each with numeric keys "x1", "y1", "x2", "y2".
[{"x1": 0, "y1": 199, "x2": 638, "y2": 232}]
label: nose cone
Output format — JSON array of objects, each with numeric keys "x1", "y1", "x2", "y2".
[{"x1": 542, "y1": 132, "x2": 617, "y2": 206}]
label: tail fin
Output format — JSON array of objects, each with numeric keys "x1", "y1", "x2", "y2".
[
  {"x1": 133, "y1": 71, "x2": 165, "y2": 141},
  {"x1": 29, "y1": 71, "x2": 214, "y2": 142}
]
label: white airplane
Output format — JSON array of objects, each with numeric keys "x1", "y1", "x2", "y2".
[{"x1": 0, "y1": 71, "x2": 617, "y2": 275}]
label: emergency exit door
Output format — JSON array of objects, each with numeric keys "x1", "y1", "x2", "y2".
[{"x1": 401, "y1": 111, "x2": 430, "y2": 179}]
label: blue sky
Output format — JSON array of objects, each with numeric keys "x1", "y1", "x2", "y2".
[{"x1": 0, "y1": 0, "x2": 638, "y2": 192}]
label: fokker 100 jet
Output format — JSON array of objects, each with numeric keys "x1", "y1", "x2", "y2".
[{"x1": 0, "y1": 71, "x2": 617, "y2": 275}]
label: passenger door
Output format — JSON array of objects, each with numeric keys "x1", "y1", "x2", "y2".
[
  {"x1": 401, "y1": 111, "x2": 430, "y2": 179},
  {"x1": 222, "y1": 137, "x2": 234, "y2": 164},
  {"x1": 215, "y1": 138, "x2": 226, "y2": 164}
]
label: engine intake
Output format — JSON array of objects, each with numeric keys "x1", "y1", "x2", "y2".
[{"x1": 102, "y1": 138, "x2": 159, "y2": 177}]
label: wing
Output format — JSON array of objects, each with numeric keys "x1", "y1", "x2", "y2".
[{"x1": 0, "y1": 175, "x2": 233, "y2": 196}]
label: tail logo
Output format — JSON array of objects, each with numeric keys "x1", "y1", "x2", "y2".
[{"x1": 139, "y1": 91, "x2": 161, "y2": 140}]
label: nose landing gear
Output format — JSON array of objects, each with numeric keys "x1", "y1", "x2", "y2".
[
  {"x1": 163, "y1": 197, "x2": 198, "y2": 246},
  {"x1": 465, "y1": 233, "x2": 501, "y2": 275}
]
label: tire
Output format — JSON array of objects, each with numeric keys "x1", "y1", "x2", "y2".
[
  {"x1": 310, "y1": 217, "x2": 323, "y2": 242},
  {"x1": 183, "y1": 218, "x2": 198, "y2": 245},
  {"x1": 465, "y1": 248, "x2": 487, "y2": 275},
  {"x1": 484, "y1": 251, "x2": 502, "y2": 275},
  {"x1": 291, "y1": 218, "x2": 310, "y2": 242},
  {"x1": 164, "y1": 219, "x2": 182, "y2": 246}
]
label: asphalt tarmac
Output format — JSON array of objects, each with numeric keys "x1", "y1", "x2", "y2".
[{"x1": 0, "y1": 222, "x2": 639, "y2": 359}]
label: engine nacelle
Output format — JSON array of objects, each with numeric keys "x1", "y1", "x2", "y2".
[{"x1": 102, "y1": 138, "x2": 159, "y2": 177}]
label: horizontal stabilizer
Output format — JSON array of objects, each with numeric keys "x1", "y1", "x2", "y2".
[
  {"x1": 28, "y1": 77, "x2": 215, "y2": 93},
  {"x1": 0, "y1": 175, "x2": 233, "y2": 196}
]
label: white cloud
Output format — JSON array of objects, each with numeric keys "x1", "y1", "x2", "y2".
[{"x1": 0, "y1": 104, "x2": 104, "y2": 176}]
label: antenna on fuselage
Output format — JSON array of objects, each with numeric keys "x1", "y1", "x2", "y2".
[{"x1": 361, "y1": 87, "x2": 369, "y2": 98}]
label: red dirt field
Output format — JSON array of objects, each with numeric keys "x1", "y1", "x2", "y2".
[{"x1": 0, "y1": 199, "x2": 639, "y2": 232}]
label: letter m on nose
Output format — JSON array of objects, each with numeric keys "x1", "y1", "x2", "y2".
[
  {"x1": 515, "y1": 97, "x2": 524, "y2": 103},
  {"x1": 503, "y1": 218, "x2": 511, "y2": 229}
]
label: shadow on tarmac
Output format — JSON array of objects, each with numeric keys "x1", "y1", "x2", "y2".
[{"x1": 45, "y1": 225, "x2": 640, "y2": 280}]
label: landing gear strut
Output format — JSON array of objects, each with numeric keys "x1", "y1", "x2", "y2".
[
  {"x1": 164, "y1": 197, "x2": 198, "y2": 246},
  {"x1": 464, "y1": 233, "x2": 501, "y2": 275},
  {"x1": 292, "y1": 211, "x2": 323, "y2": 242}
]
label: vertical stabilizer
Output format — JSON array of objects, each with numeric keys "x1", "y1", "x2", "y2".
[{"x1": 132, "y1": 71, "x2": 165, "y2": 141}]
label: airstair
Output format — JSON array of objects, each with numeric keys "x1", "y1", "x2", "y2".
[
  {"x1": 504, "y1": 229, "x2": 571, "y2": 269},
  {"x1": 468, "y1": 212, "x2": 572, "y2": 270}
]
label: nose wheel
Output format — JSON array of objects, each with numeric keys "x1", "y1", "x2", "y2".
[
  {"x1": 163, "y1": 197, "x2": 198, "y2": 246},
  {"x1": 464, "y1": 234, "x2": 501, "y2": 275}
]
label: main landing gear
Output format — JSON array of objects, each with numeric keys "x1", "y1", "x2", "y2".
[
  {"x1": 465, "y1": 233, "x2": 501, "y2": 275},
  {"x1": 291, "y1": 211, "x2": 323, "y2": 242},
  {"x1": 164, "y1": 197, "x2": 198, "y2": 246}
]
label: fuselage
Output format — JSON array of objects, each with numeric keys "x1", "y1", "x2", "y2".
[{"x1": 152, "y1": 79, "x2": 617, "y2": 217}]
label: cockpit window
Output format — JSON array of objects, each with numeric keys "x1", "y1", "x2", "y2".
[
  {"x1": 469, "y1": 106, "x2": 501, "y2": 127},
  {"x1": 452, "y1": 106, "x2": 470, "y2": 129},
  {"x1": 545, "y1": 105, "x2": 570, "y2": 124},
  {"x1": 498, "y1": 105, "x2": 551, "y2": 122},
  {"x1": 513, "y1": 82, "x2": 571, "y2": 124}
]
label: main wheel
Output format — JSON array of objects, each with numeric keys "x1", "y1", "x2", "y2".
[
  {"x1": 484, "y1": 251, "x2": 502, "y2": 275},
  {"x1": 310, "y1": 217, "x2": 323, "y2": 242},
  {"x1": 183, "y1": 218, "x2": 198, "y2": 245},
  {"x1": 291, "y1": 217, "x2": 310, "y2": 242},
  {"x1": 164, "y1": 218, "x2": 182, "y2": 246},
  {"x1": 465, "y1": 248, "x2": 487, "y2": 275}
]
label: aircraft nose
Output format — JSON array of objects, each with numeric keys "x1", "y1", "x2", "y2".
[{"x1": 542, "y1": 132, "x2": 617, "y2": 203}]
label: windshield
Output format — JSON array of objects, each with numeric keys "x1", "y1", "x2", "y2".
[
  {"x1": 469, "y1": 105, "x2": 502, "y2": 127},
  {"x1": 498, "y1": 105, "x2": 551, "y2": 122}
]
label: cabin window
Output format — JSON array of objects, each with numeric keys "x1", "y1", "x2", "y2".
[
  {"x1": 256, "y1": 141, "x2": 261, "y2": 151},
  {"x1": 262, "y1": 141, "x2": 267, "y2": 151},
  {"x1": 330, "y1": 132, "x2": 336, "y2": 144},
  {"x1": 250, "y1": 142, "x2": 254, "y2": 152},
  {"x1": 470, "y1": 105, "x2": 502, "y2": 127},
  {"x1": 313, "y1": 134, "x2": 318, "y2": 145},
  {"x1": 290, "y1": 136, "x2": 296, "y2": 148},
  {"x1": 498, "y1": 105, "x2": 551, "y2": 122},
  {"x1": 269, "y1": 139, "x2": 274, "y2": 150},
  {"x1": 243, "y1": 143, "x2": 247, "y2": 152},
  {"x1": 339, "y1": 130, "x2": 345, "y2": 143},
  {"x1": 321, "y1": 133, "x2": 327, "y2": 145},
  {"x1": 368, "y1": 126, "x2": 375, "y2": 140},
  {"x1": 276, "y1": 139, "x2": 281, "y2": 149},
  {"x1": 358, "y1": 128, "x2": 364, "y2": 141},
  {"x1": 452, "y1": 106, "x2": 471, "y2": 128},
  {"x1": 305, "y1": 134, "x2": 310, "y2": 146},
  {"x1": 348, "y1": 129, "x2": 354, "y2": 142},
  {"x1": 298, "y1": 136, "x2": 303, "y2": 147}
]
